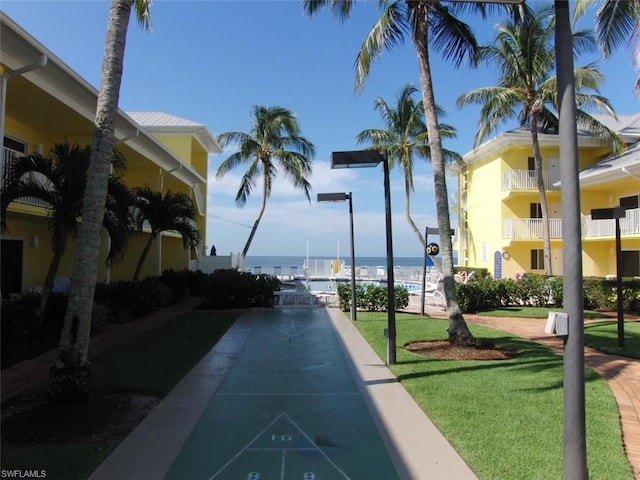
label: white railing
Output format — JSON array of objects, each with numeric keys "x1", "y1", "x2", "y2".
[
  {"x1": 502, "y1": 169, "x2": 561, "y2": 192},
  {"x1": 503, "y1": 218, "x2": 563, "y2": 239},
  {"x1": 2, "y1": 147, "x2": 49, "y2": 209},
  {"x1": 503, "y1": 209, "x2": 640, "y2": 239},
  {"x1": 583, "y1": 208, "x2": 640, "y2": 237}
]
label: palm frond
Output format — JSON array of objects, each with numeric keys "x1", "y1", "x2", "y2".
[
  {"x1": 355, "y1": 1, "x2": 408, "y2": 91},
  {"x1": 302, "y1": 0, "x2": 353, "y2": 22},
  {"x1": 428, "y1": 2, "x2": 480, "y2": 68},
  {"x1": 134, "y1": 0, "x2": 153, "y2": 29}
]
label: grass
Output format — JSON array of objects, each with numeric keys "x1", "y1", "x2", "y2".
[
  {"x1": 1, "y1": 309, "x2": 241, "y2": 480},
  {"x1": 354, "y1": 312, "x2": 633, "y2": 480},
  {"x1": 584, "y1": 320, "x2": 640, "y2": 359}
]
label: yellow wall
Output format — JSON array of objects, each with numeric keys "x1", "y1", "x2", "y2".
[{"x1": 458, "y1": 134, "x2": 637, "y2": 279}]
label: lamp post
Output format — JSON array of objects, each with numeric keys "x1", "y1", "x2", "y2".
[
  {"x1": 331, "y1": 150, "x2": 396, "y2": 365},
  {"x1": 318, "y1": 192, "x2": 357, "y2": 322},
  {"x1": 591, "y1": 207, "x2": 626, "y2": 348}
]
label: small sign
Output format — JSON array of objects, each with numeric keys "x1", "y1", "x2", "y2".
[{"x1": 545, "y1": 312, "x2": 569, "y2": 336}]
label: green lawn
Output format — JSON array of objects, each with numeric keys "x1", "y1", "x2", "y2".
[
  {"x1": 354, "y1": 312, "x2": 633, "y2": 480},
  {"x1": 584, "y1": 320, "x2": 640, "y2": 359},
  {"x1": 1, "y1": 309, "x2": 241, "y2": 480}
]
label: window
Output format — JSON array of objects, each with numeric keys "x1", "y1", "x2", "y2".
[
  {"x1": 531, "y1": 249, "x2": 544, "y2": 270},
  {"x1": 527, "y1": 156, "x2": 535, "y2": 172},
  {"x1": 530, "y1": 203, "x2": 542, "y2": 219}
]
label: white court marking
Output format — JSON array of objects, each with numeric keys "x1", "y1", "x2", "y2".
[{"x1": 208, "y1": 412, "x2": 351, "y2": 480}]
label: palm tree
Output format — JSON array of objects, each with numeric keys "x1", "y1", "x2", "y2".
[
  {"x1": 302, "y1": 0, "x2": 523, "y2": 346},
  {"x1": 216, "y1": 105, "x2": 315, "y2": 258},
  {"x1": 131, "y1": 186, "x2": 200, "y2": 281},
  {"x1": 575, "y1": 0, "x2": 640, "y2": 96},
  {"x1": 356, "y1": 83, "x2": 460, "y2": 252},
  {"x1": 456, "y1": 5, "x2": 622, "y2": 275},
  {"x1": 0, "y1": 141, "x2": 133, "y2": 316},
  {"x1": 50, "y1": 0, "x2": 152, "y2": 405}
]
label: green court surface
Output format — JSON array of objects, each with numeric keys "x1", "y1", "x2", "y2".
[{"x1": 165, "y1": 308, "x2": 399, "y2": 480}]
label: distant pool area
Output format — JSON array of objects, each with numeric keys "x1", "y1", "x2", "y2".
[{"x1": 284, "y1": 278, "x2": 424, "y2": 293}]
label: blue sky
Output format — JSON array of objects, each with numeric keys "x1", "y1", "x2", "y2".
[{"x1": 3, "y1": 1, "x2": 638, "y2": 258}]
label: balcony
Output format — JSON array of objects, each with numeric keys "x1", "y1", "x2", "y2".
[
  {"x1": 502, "y1": 169, "x2": 561, "y2": 192},
  {"x1": 2, "y1": 147, "x2": 49, "y2": 209},
  {"x1": 583, "y1": 208, "x2": 640, "y2": 237},
  {"x1": 502, "y1": 208, "x2": 640, "y2": 240},
  {"x1": 503, "y1": 218, "x2": 563, "y2": 239}
]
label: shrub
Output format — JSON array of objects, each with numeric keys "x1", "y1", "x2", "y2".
[
  {"x1": 337, "y1": 283, "x2": 408, "y2": 312},
  {"x1": 200, "y1": 269, "x2": 279, "y2": 309}
]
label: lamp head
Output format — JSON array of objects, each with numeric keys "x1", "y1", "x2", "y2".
[
  {"x1": 331, "y1": 150, "x2": 385, "y2": 169},
  {"x1": 317, "y1": 192, "x2": 349, "y2": 202}
]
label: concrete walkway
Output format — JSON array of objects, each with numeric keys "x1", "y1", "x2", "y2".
[
  {"x1": 88, "y1": 306, "x2": 477, "y2": 480},
  {"x1": 407, "y1": 305, "x2": 640, "y2": 479}
]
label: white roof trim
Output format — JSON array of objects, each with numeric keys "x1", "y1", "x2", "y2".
[
  {"x1": 1, "y1": 13, "x2": 207, "y2": 185},
  {"x1": 128, "y1": 112, "x2": 222, "y2": 154},
  {"x1": 577, "y1": 142, "x2": 640, "y2": 186}
]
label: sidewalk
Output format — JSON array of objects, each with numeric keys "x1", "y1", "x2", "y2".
[{"x1": 405, "y1": 304, "x2": 640, "y2": 479}]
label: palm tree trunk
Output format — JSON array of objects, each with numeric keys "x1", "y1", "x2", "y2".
[
  {"x1": 405, "y1": 176, "x2": 425, "y2": 249},
  {"x1": 530, "y1": 114, "x2": 553, "y2": 275},
  {"x1": 413, "y1": 1, "x2": 474, "y2": 347},
  {"x1": 241, "y1": 164, "x2": 269, "y2": 258},
  {"x1": 133, "y1": 234, "x2": 156, "y2": 281},
  {"x1": 49, "y1": 0, "x2": 134, "y2": 405},
  {"x1": 39, "y1": 246, "x2": 65, "y2": 317}
]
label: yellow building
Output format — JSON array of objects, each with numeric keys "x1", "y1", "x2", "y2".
[
  {"x1": 452, "y1": 115, "x2": 640, "y2": 279},
  {"x1": 0, "y1": 13, "x2": 221, "y2": 297}
]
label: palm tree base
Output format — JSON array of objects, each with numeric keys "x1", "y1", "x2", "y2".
[
  {"x1": 447, "y1": 314, "x2": 476, "y2": 348},
  {"x1": 47, "y1": 363, "x2": 91, "y2": 406}
]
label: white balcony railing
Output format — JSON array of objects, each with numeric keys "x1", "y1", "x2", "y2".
[
  {"x1": 503, "y1": 208, "x2": 640, "y2": 240},
  {"x1": 583, "y1": 208, "x2": 640, "y2": 237},
  {"x1": 503, "y1": 218, "x2": 564, "y2": 239},
  {"x1": 502, "y1": 169, "x2": 561, "y2": 192},
  {"x1": 2, "y1": 147, "x2": 49, "y2": 209}
]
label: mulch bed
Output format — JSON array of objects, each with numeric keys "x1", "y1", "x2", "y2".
[
  {"x1": 405, "y1": 341, "x2": 521, "y2": 360},
  {"x1": 2, "y1": 393, "x2": 159, "y2": 445}
]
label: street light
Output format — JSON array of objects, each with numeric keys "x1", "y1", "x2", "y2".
[
  {"x1": 317, "y1": 192, "x2": 357, "y2": 322},
  {"x1": 331, "y1": 150, "x2": 397, "y2": 365}
]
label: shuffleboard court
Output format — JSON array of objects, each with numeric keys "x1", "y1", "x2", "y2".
[{"x1": 165, "y1": 307, "x2": 400, "y2": 480}]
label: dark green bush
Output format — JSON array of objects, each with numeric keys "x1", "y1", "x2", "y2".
[
  {"x1": 453, "y1": 275, "x2": 640, "y2": 314},
  {"x1": 337, "y1": 283, "x2": 408, "y2": 312},
  {"x1": 1, "y1": 294, "x2": 45, "y2": 367},
  {"x1": 200, "y1": 269, "x2": 279, "y2": 309}
]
